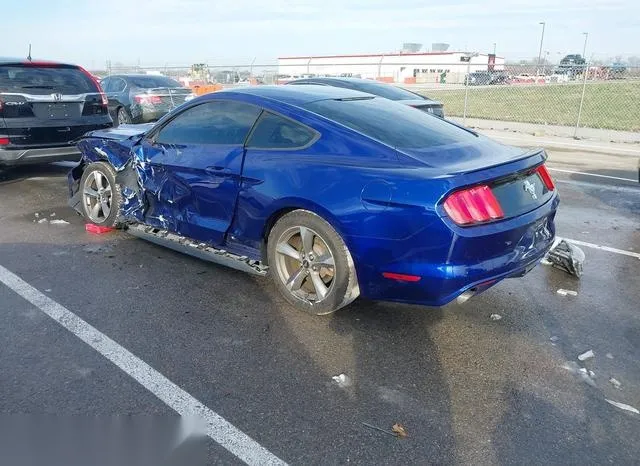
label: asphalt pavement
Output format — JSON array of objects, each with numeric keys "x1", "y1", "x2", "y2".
[{"x1": 0, "y1": 143, "x2": 638, "y2": 465}]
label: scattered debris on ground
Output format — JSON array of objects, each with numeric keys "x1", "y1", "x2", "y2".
[
  {"x1": 578, "y1": 350, "x2": 595, "y2": 361},
  {"x1": 605, "y1": 399, "x2": 639, "y2": 415},
  {"x1": 550, "y1": 336, "x2": 560, "y2": 343},
  {"x1": 609, "y1": 378, "x2": 622, "y2": 389},
  {"x1": 562, "y1": 362, "x2": 597, "y2": 387},
  {"x1": 545, "y1": 239, "x2": 585, "y2": 277},
  {"x1": 557, "y1": 289, "x2": 578, "y2": 297},
  {"x1": 362, "y1": 422, "x2": 396, "y2": 437},
  {"x1": 50, "y1": 219, "x2": 69, "y2": 225},
  {"x1": 331, "y1": 373, "x2": 352, "y2": 388},
  {"x1": 37, "y1": 218, "x2": 48, "y2": 224},
  {"x1": 606, "y1": 353, "x2": 614, "y2": 359},
  {"x1": 391, "y1": 423, "x2": 408, "y2": 438},
  {"x1": 50, "y1": 213, "x2": 56, "y2": 217},
  {"x1": 86, "y1": 223, "x2": 115, "y2": 234},
  {"x1": 490, "y1": 314, "x2": 502, "y2": 321}
]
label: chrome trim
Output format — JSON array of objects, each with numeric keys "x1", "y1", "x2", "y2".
[{"x1": 0, "y1": 92, "x2": 102, "y2": 102}]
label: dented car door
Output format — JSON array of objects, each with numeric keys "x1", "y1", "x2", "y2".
[{"x1": 135, "y1": 100, "x2": 261, "y2": 244}]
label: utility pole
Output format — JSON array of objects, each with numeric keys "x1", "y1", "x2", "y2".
[
  {"x1": 493, "y1": 43, "x2": 496, "y2": 55},
  {"x1": 582, "y1": 32, "x2": 589, "y2": 58},
  {"x1": 537, "y1": 21, "x2": 546, "y2": 74}
]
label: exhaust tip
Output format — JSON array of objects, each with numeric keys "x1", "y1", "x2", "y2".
[{"x1": 456, "y1": 288, "x2": 477, "y2": 304}]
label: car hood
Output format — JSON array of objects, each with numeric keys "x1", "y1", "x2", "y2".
[
  {"x1": 78, "y1": 123, "x2": 155, "y2": 142},
  {"x1": 398, "y1": 98, "x2": 442, "y2": 107}
]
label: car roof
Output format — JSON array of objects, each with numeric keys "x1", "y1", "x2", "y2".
[
  {"x1": 107, "y1": 74, "x2": 178, "y2": 79},
  {"x1": 0, "y1": 57, "x2": 76, "y2": 67},
  {"x1": 218, "y1": 85, "x2": 373, "y2": 106}
]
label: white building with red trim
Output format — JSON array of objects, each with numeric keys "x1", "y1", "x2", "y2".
[{"x1": 277, "y1": 52, "x2": 504, "y2": 84}]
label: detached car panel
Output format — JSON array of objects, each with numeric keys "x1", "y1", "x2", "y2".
[{"x1": 68, "y1": 85, "x2": 558, "y2": 315}]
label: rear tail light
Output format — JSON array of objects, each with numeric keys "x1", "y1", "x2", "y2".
[
  {"x1": 444, "y1": 185, "x2": 504, "y2": 225},
  {"x1": 536, "y1": 164, "x2": 555, "y2": 191},
  {"x1": 134, "y1": 95, "x2": 162, "y2": 104},
  {"x1": 0, "y1": 137, "x2": 9, "y2": 145},
  {"x1": 100, "y1": 92, "x2": 108, "y2": 106}
]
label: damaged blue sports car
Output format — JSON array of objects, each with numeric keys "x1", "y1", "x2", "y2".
[{"x1": 68, "y1": 85, "x2": 559, "y2": 315}]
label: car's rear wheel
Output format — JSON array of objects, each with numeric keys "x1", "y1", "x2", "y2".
[
  {"x1": 80, "y1": 162, "x2": 121, "y2": 227},
  {"x1": 116, "y1": 107, "x2": 131, "y2": 126},
  {"x1": 267, "y1": 210, "x2": 359, "y2": 315}
]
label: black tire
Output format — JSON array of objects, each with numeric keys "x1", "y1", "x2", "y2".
[
  {"x1": 116, "y1": 107, "x2": 131, "y2": 126},
  {"x1": 79, "y1": 162, "x2": 122, "y2": 227},
  {"x1": 267, "y1": 210, "x2": 359, "y2": 315}
]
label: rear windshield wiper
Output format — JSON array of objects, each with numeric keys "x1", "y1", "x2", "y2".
[
  {"x1": 333, "y1": 96, "x2": 375, "y2": 101},
  {"x1": 21, "y1": 85, "x2": 55, "y2": 89}
]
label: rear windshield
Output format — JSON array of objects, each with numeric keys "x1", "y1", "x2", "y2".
[
  {"x1": 127, "y1": 76, "x2": 182, "y2": 89},
  {"x1": 0, "y1": 65, "x2": 97, "y2": 94},
  {"x1": 339, "y1": 80, "x2": 425, "y2": 101},
  {"x1": 304, "y1": 97, "x2": 477, "y2": 148}
]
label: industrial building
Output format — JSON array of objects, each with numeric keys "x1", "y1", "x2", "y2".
[{"x1": 277, "y1": 51, "x2": 504, "y2": 84}]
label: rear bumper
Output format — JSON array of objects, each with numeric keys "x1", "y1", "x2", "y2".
[
  {"x1": 0, "y1": 145, "x2": 80, "y2": 166},
  {"x1": 353, "y1": 194, "x2": 559, "y2": 307}
]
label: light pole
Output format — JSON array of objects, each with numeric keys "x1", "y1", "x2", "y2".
[
  {"x1": 582, "y1": 32, "x2": 588, "y2": 59},
  {"x1": 493, "y1": 43, "x2": 496, "y2": 55},
  {"x1": 537, "y1": 21, "x2": 546, "y2": 74}
]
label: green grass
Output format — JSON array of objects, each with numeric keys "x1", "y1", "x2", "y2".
[{"x1": 423, "y1": 81, "x2": 640, "y2": 132}]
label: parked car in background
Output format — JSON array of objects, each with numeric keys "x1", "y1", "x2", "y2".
[
  {"x1": 69, "y1": 85, "x2": 558, "y2": 315},
  {"x1": 0, "y1": 58, "x2": 112, "y2": 166},
  {"x1": 100, "y1": 74, "x2": 194, "y2": 126},
  {"x1": 287, "y1": 77, "x2": 444, "y2": 117},
  {"x1": 465, "y1": 71, "x2": 509, "y2": 86}
]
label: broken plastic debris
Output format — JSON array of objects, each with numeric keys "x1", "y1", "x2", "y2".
[
  {"x1": 545, "y1": 239, "x2": 585, "y2": 277},
  {"x1": 605, "y1": 399, "x2": 639, "y2": 415},
  {"x1": 332, "y1": 374, "x2": 352, "y2": 388},
  {"x1": 578, "y1": 350, "x2": 595, "y2": 361},
  {"x1": 34, "y1": 213, "x2": 40, "y2": 218},
  {"x1": 557, "y1": 289, "x2": 578, "y2": 297},
  {"x1": 37, "y1": 218, "x2": 48, "y2": 224},
  {"x1": 606, "y1": 353, "x2": 614, "y2": 360},
  {"x1": 562, "y1": 362, "x2": 596, "y2": 387},
  {"x1": 391, "y1": 423, "x2": 408, "y2": 438},
  {"x1": 50, "y1": 213, "x2": 56, "y2": 217},
  {"x1": 550, "y1": 336, "x2": 560, "y2": 342},
  {"x1": 540, "y1": 257, "x2": 553, "y2": 266},
  {"x1": 609, "y1": 378, "x2": 622, "y2": 389},
  {"x1": 49, "y1": 219, "x2": 69, "y2": 225},
  {"x1": 85, "y1": 223, "x2": 115, "y2": 234},
  {"x1": 490, "y1": 314, "x2": 502, "y2": 321}
]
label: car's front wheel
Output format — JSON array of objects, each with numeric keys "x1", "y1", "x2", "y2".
[
  {"x1": 80, "y1": 162, "x2": 122, "y2": 227},
  {"x1": 267, "y1": 210, "x2": 359, "y2": 315},
  {"x1": 116, "y1": 107, "x2": 131, "y2": 126}
]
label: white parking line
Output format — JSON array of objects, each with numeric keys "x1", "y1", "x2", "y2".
[
  {"x1": 560, "y1": 237, "x2": 640, "y2": 260},
  {"x1": 547, "y1": 167, "x2": 637, "y2": 183},
  {"x1": 0, "y1": 264, "x2": 287, "y2": 466}
]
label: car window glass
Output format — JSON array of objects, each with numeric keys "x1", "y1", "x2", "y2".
[
  {"x1": 128, "y1": 76, "x2": 182, "y2": 88},
  {"x1": 0, "y1": 65, "x2": 97, "y2": 94},
  {"x1": 247, "y1": 112, "x2": 316, "y2": 149},
  {"x1": 155, "y1": 101, "x2": 261, "y2": 145},
  {"x1": 304, "y1": 97, "x2": 477, "y2": 148},
  {"x1": 100, "y1": 78, "x2": 112, "y2": 92},
  {"x1": 113, "y1": 78, "x2": 126, "y2": 92}
]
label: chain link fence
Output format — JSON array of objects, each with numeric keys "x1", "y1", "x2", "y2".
[{"x1": 95, "y1": 61, "x2": 640, "y2": 137}]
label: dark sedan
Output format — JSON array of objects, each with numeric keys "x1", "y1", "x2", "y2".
[
  {"x1": 287, "y1": 77, "x2": 444, "y2": 117},
  {"x1": 100, "y1": 74, "x2": 194, "y2": 126}
]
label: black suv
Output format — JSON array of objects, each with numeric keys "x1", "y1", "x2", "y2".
[{"x1": 0, "y1": 58, "x2": 112, "y2": 166}]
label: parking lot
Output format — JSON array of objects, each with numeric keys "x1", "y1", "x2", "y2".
[{"x1": 1, "y1": 142, "x2": 639, "y2": 464}]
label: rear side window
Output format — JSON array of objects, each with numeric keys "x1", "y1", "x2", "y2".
[
  {"x1": 304, "y1": 97, "x2": 477, "y2": 149},
  {"x1": 128, "y1": 76, "x2": 182, "y2": 88},
  {"x1": 156, "y1": 101, "x2": 261, "y2": 145},
  {"x1": 0, "y1": 65, "x2": 98, "y2": 94},
  {"x1": 247, "y1": 112, "x2": 317, "y2": 149}
]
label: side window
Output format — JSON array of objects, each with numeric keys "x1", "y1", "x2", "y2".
[
  {"x1": 101, "y1": 78, "x2": 112, "y2": 92},
  {"x1": 247, "y1": 112, "x2": 317, "y2": 149},
  {"x1": 155, "y1": 101, "x2": 261, "y2": 145},
  {"x1": 113, "y1": 78, "x2": 126, "y2": 92}
]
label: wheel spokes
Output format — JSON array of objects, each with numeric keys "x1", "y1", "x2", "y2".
[
  {"x1": 315, "y1": 253, "x2": 335, "y2": 269},
  {"x1": 310, "y1": 271, "x2": 329, "y2": 299},
  {"x1": 276, "y1": 242, "x2": 301, "y2": 261},
  {"x1": 94, "y1": 171, "x2": 105, "y2": 189},
  {"x1": 83, "y1": 187, "x2": 99, "y2": 198},
  {"x1": 299, "y1": 226, "x2": 314, "y2": 254},
  {"x1": 286, "y1": 267, "x2": 307, "y2": 291},
  {"x1": 100, "y1": 198, "x2": 110, "y2": 218},
  {"x1": 90, "y1": 202, "x2": 101, "y2": 220}
]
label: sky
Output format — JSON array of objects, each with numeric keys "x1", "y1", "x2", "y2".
[{"x1": 3, "y1": 0, "x2": 639, "y2": 69}]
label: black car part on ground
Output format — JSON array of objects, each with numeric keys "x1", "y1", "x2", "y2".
[{"x1": 0, "y1": 59, "x2": 112, "y2": 165}]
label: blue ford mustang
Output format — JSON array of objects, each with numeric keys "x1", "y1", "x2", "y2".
[{"x1": 68, "y1": 85, "x2": 559, "y2": 315}]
